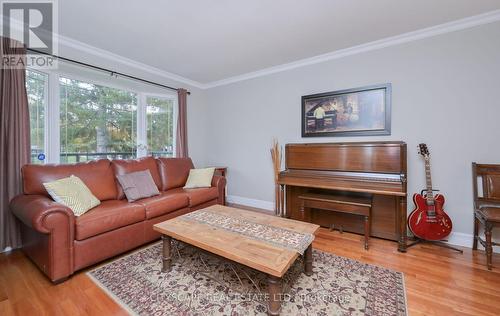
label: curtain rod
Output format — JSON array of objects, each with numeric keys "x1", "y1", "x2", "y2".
[{"x1": 26, "y1": 48, "x2": 190, "y2": 95}]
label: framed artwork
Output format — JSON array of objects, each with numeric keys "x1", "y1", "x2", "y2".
[{"x1": 301, "y1": 83, "x2": 391, "y2": 137}]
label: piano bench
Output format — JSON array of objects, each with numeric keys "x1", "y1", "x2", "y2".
[{"x1": 298, "y1": 193, "x2": 372, "y2": 250}]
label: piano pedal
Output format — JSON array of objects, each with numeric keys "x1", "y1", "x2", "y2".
[
  {"x1": 339, "y1": 225, "x2": 343, "y2": 234},
  {"x1": 329, "y1": 224, "x2": 335, "y2": 232}
]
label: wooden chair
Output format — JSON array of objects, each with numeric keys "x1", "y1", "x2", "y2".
[{"x1": 472, "y1": 163, "x2": 500, "y2": 270}]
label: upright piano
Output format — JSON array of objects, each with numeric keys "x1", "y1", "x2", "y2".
[{"x1": 278, "y1": 141, "x2": 408, "y2": 252}]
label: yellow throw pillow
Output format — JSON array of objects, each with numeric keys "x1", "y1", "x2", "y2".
[
  {"x1": 43, "y1": 175, "x2": 101, "y2": 216},
  {"x1": 183, "y1": 167, "x2": 215, "y2": 189}
]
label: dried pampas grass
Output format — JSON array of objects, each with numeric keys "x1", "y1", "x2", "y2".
[{"x1": 271, "y1": 139, "x2": 283, "y2": 215}]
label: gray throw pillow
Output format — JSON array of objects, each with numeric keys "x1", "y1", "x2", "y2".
[{"x1": 117, "y1": 170, "x2": 160, "y2": 202}]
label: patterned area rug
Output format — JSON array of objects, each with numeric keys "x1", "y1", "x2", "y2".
[{"x1": 88, "y1": 242, "x2": 406, "y2": 316}]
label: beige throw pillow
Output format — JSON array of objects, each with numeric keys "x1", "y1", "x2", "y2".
[
  {"x1": 117, "y1": 170, "x2": 160, "y2": 202},
  {"x1": 43, "y1": 175, "x2": 101, "y2": 216},
  {"x1": 183, "y1": 167, "x2": 215, "y2": 189}
]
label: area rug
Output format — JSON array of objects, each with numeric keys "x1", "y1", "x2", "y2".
[{"x1": 87, "y1": 242, "x2": 407, "y2": 316}]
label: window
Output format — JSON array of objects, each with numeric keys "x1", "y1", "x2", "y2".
[
  {"x1": 59, "y1": 77, "x2": 138, "y2": 163},
  {"x1": 146, "y1": 96, "x2": 175, "y2": 157},
  {"x1": 25, "y1": 70, "x2": 177, "y2": 164},
  {"x1": 26, "y1": 70, "x2": 48, "y2": 164},
  {"x1": 59, "y1": 78, "x2": 137, "y2": 162}
]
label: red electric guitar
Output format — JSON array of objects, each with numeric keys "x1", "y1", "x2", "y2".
[{"x1": 408, "y1": 144, "x2": 453, "y2": 241}]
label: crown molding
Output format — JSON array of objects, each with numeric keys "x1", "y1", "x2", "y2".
[
  {"x1": 57, "y1": 35, "x2": 205, "y2": 89},
  {"x1": 8, "y1": 9, "x2": 500, "y2": 89},
  {"x1": 204, "y1": 9, "x2": 500, "y2": 89},
  {"x1": 2, "y1": 17, "x2": 204, "y2": 88}
]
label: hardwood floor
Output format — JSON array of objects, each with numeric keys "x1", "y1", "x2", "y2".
[{"x1": 1, "y1": 226, "x2": 499, "y2": 315}]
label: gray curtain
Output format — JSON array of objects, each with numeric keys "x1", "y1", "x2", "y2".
[
  {"x1": 175, "y1": 88, "x2": 188, "y2": 158},
  {"x1": 0, "y1": 37, "x2": 31, "y2": 250}
]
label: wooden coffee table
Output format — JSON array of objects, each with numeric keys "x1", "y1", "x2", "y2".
[{"x1": 153, "y1": 205, "x2": 320, "y2": 315}]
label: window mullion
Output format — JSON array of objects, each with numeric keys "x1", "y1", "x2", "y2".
[
  {"x1": 46, "y1": 72, "x2": 60, "y2": 163},
  {"x1": 137, "y1": 93, "x2": 147, "y2": 157}
]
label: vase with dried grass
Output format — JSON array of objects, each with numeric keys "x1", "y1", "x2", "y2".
[{"x1": 270, "y1": 139, "x2": 283, "y2": 216}]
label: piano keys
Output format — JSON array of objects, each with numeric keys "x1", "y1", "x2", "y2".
[{"x1": 278, "y1": 141, "x2": 408, "y2": 252}]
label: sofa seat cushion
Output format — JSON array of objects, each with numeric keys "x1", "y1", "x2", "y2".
[
  {"x1": 75, "y1": 200, "x2": 145, "y2": 240},
  {"x1": 170, "y1": 187, "x2": 219, "y2": 207},
  {"x1": 134, "y1": 191, "x2": 189, "y2": 219}
]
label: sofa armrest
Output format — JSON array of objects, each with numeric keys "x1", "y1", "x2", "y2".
[
  {"x1": 10, "y1": 194, "x2": 75, "y2": 282},
  {"x1": 11, "y1": 194, "x2": 75, "y2": 232},
  {"x1": 211, "y1": 175, "x2": 227, "y2": 205}
]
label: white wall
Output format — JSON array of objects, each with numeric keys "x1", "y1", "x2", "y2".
[{"x1": 202, "y1": 22, "x2": 500, "y2": 246}]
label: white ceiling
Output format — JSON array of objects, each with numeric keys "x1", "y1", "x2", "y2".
[{"x1": 58, "y1": 0, "x2": 500, "y2": 84}]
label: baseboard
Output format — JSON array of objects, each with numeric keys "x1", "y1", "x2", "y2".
[
  {"x1": 225, "y1": 195, "x2": 500, "y2": 253},
  {"x1": 226, "y1": 195, "x2": 275, "y2": 212},
  {"x1": 446, "y1": 232, "x2": 500, "y2": 253},
  {"x1": 445, "y1": 232, "x2": 473, "y2": 248}
]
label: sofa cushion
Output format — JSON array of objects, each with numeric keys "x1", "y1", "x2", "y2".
[
  {"x1": 75, "y1": 200, "x2": 145, "y2": 240},
  {"x1": 22, "y1": 159, "x2": 118, "y2": 201},
  {"x1": 184, "y1": 167, "x2": 215, "y2": 189},
  {"x1": 170, "y1": 187, "x2": 219, "y2": 207},
  {"x1": 134, "y1": 191, "x2": 189, "y2": 219},
  {"x1": 157, "y1": 157, "x2": 194, "y2": 191},
  {"x1": 117, "y1": 170, "x2": 160, "y2": 202},
  {"x1": 112, "y1": 157, "x2": 162, "y2": 199},
  {"x1": 43, "y1": 175, "x2": 101, "y2": 216}
]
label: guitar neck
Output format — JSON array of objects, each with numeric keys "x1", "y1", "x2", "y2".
[{"x1": 424, "y1": 157, "x2": 434, "y2": 201}]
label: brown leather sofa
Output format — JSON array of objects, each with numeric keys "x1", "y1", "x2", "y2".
[{"x1": 10, "y1": 157, "x2": 226, "y2": 283}]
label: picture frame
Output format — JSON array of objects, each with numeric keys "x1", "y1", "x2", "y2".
[{"x1": 301, "y1": 83, "x2": 391, "y2": 137}]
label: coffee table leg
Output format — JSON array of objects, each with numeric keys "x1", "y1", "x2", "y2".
[
  {"x1": 267, "y1": 275, "x2": 282, "y2": 315},
  {"x1": 304, "y1": 244, "x2": 313, "y2": 276},
  {"x1": 161, "y1": 235, "x2": 172, "y2": 272}
]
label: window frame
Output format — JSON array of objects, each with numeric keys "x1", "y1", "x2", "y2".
[
  {"x1": 142, "y1": 93, "x2": 178, "y2": 158},
  {"x1": 26, "y1": 69, "x2": 50, "y2": 163},
  {"x1": 26, "y1": 67, "x2": 178, "y2": 163}
]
